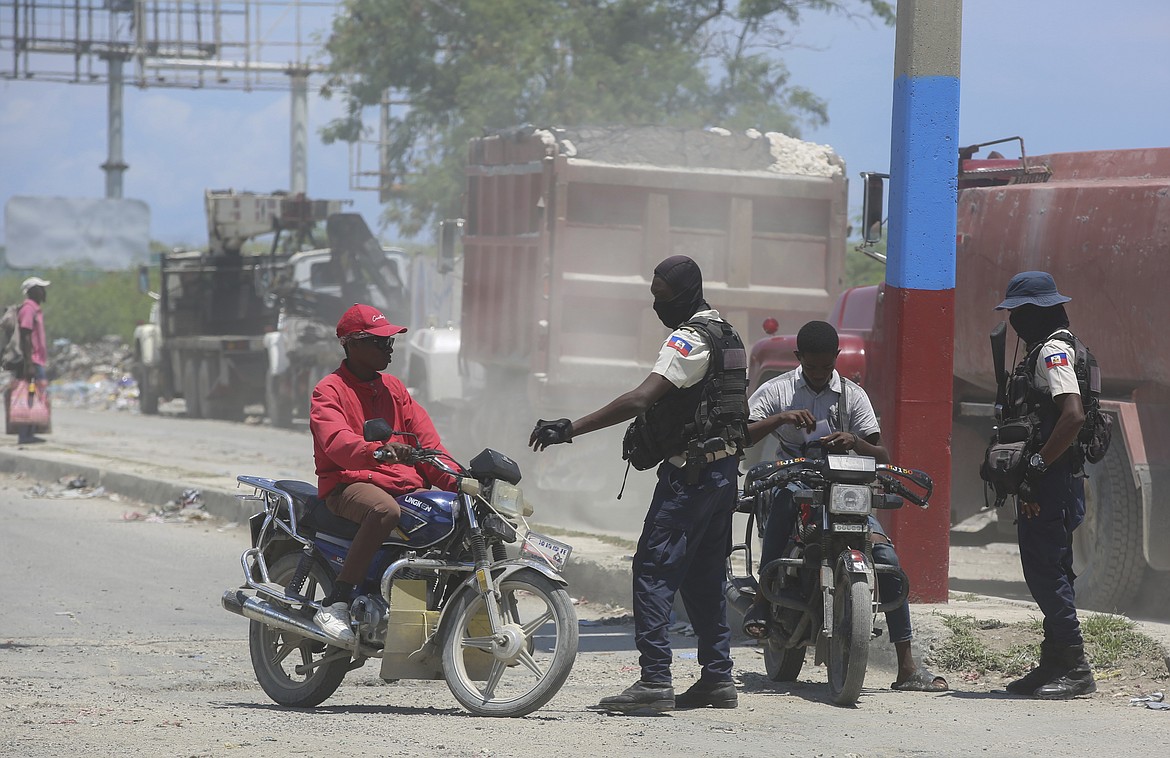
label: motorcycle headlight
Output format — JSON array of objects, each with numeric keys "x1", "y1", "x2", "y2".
[
  {"x1": 490, "y1": 481, "x2": 533, "y2": 518},
  {"x1": 829, "y1": 484, "x2": 872, "y2": 515}
]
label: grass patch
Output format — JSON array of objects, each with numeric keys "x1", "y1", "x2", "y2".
[
  {"x1": 931, "y1": 614, "x2": 1039, "y2": 676},
  {"x1": 930, "y1": 612, "x2": 1167, "y2": 677},
  {"x1": 1081, "y1": 614, "x2": 1165, "y2": 668}
]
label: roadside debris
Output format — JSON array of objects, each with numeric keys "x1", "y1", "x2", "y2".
[
  {"x1": 2, "y1": 336, "x2": 141, "y2": 412},
  {"x1": 26, "y1": 475, "x2": 107, "y2": 500},
  {"x1": 121, "y1": 488, "x2": 211, "y2": 524},
  {"x1": 1130, "y1": 691, "x2": 1168, "y2": 710}
]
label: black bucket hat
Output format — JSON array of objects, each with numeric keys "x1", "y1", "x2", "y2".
[{"x1": 994, "y1": 271, "x2": 1072, "y2": 310}]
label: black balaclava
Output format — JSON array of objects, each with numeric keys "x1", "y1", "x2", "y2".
[
  {"x1": 652, "y1": 255, "x2": 708, "y2": 329},
  {"x1": 1009, "y1": 303, "x2": 1069, "y2": 347}
]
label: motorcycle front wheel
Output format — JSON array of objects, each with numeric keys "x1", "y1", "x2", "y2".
[
  {"x1": 828, "y1": 570, "x2": 871, "y2": 706},
  {"x1": 441, "y1": 569, "x2": 578, "y2": 717},
  {"x1": 764, "y1": 638, "x2": 806, "y2": 682},
  {"x1": 248, "y1": 553, "x2": 350, "y2": 708}
]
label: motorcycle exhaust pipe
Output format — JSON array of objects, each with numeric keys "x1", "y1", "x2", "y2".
[{"x1": 222, "y1": 589, "x2": 335, "y2": 648}]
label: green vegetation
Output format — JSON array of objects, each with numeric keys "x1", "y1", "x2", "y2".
[
  {"x1": 1, "y1": 267, "x2": 155, "y2": 345},
  {"x1": 845, "y1": 240, "x2": 887, "y2": 288},
  {"x1": 931, "y1": 613, "x2": 1166, "y2": 676},
  {"x1": 1081, "y1": 613, "x2": 1166, "y2": 668},
  {"x1": 931, "y1": 614, "x2": 1039, "y2": 677},
  {"x1": 320, "y1": 0, "x2": 894, "y2": 236}
]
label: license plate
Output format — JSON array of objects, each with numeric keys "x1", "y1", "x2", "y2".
[{"x1": 520, "y1": 531, "x2": 573, "y2": 571}]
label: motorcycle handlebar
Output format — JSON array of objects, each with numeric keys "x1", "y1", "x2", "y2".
[
  {"x1": 373, "y1": 446, "x2": 462, "y2": 475},
  {"x1": 741, "y1": 458, "x2": 933, "y2": 508}
]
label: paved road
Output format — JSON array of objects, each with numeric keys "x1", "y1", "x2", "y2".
[{"x1": 3, "y1": 475, "x2": 1170, "y2": 758}]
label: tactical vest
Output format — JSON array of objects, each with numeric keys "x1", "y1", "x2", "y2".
[
  {"x1": 622, "y1": 315, "x2": 749, "y2": 471},
  {"x1": 1006, "y1": 329, "x2": 1112, "y2": 468}
]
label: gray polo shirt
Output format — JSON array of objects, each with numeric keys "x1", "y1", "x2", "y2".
[{"x1": 747, "y1": 367, "x2": 880, "y2": 458}]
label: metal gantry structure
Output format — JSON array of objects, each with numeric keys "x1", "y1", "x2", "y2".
[{"x1": 0, "y1": 0, "x2": 336, "y2": 198}]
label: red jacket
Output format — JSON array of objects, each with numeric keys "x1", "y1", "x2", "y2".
[{"x1": 310, "y1": 362, "x2": 456, "y2": 498}]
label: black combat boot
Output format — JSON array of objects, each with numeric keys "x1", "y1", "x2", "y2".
[
  {"x1": 675, "y1": 678, "x2": 738, "y2": 709},
  {"x1": 1033, "y1": 644, "x2": 1097, "y2": 700},
  {"x1": 594, "y1": 681, "x2": 675, "y2": 713},
  {"x1": 1005, "y1": 639, "x2": 1059, "y2": 695}
]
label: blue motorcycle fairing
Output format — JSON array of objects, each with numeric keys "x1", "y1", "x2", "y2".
[{"x1": 311, "y1": 490, "x2": 460, "y2": 588}]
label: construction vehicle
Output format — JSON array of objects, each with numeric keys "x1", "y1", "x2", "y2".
[
  {"x1": 133, "y1": 190, "x2": 408, "y2": 423},
  {"x1": 425, "y1": 125, "x2": 849, "y2": 534},
  {"x1": 262, "y1": 217, "x2": 411, "y2": 427},
  {"x1": 749, "y1": 139, "x2": 1170, "y2": 610}
]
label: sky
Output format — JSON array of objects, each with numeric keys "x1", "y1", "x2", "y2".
[{"x1": 2, "y1": 0, "x2": 1169, "y2": 259}]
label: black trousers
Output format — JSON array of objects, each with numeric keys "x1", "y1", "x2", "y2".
[
  {"x1": 1017, "y1": 458, "x2": 1086, "y2": 647},
  {"x1": 632, "y1": 455, "x2": 738, "y2": 684}
]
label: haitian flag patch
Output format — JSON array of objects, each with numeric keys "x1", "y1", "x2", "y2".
[
  {"x1": 1045, "y1": 352, "x2": 1071, "y2": 369},
  {"x1": 667, "y1": 335, "x2": 694, "y2": 356}
]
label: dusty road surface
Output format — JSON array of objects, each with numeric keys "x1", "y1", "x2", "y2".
[{"x1": 3, "y1": 471, "x2": 1169, "y2": 758}]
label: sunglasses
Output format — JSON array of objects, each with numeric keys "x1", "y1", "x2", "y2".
[{"x1": 352, "y1": 335, "x2": 395, "y2": 350}]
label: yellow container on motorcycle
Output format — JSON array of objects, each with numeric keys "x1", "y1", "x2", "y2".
[
  {"x1": 380, "y1": 580, "x2": 442, "y2": 680},
  {"x1": 379, "y1": 580, "x2": 494, "y2": 681}
]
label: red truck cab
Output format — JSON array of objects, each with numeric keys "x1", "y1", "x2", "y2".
[{"x1": 747, "y1": 284, "x2": 879, "y2": 393}]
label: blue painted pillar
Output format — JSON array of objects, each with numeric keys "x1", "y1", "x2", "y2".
[{"x1": 877, "y1": 1, "x2": 962, "y2": 603}]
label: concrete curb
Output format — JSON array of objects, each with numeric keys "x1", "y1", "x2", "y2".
[{"x1": 0, "y1": 447, "x2": 258, "y2": 524}]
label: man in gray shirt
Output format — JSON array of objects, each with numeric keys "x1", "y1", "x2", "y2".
[{"x1": 743, "y1": 320, "x2": 946, "y2": 692}]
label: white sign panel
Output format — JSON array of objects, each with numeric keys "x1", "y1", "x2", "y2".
[{"x1": 5, "y1": 196, "x2": 151, "y2": 270}]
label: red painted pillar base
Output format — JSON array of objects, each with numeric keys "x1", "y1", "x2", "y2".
[{"x1": 875, "y1": 285, "x2": 954, "y2": 603}]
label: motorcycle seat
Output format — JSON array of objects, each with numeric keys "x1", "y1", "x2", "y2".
[{"x1": 275, "y1": 480, "x2": 360, "y2": 540}]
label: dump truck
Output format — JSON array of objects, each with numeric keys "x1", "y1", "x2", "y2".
[
  {"x1": 749, "y1": 139, "x2": 1170, "y2": 610},
  {"x1": 429, "y1": 125, "x2": 849, "y2": 534}
]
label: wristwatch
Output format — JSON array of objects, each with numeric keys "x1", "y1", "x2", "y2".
[{"x1": 1028, "y1": 452, "x2": 1048, "y2": 475}]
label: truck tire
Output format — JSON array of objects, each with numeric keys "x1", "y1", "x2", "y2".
[
  {"x1": 136, "y1": 366, "x2": 159, "y2": 415},
  {"x1": 195, "y1": 356, "x2": 246, "y2": 422},
  {"x1": 183, "y1": 358, "x2": 203, "y2": 419},
  {"x1": 266, "y1": 374, "x2": 293, "y2": 429},
  {"x1": 1073, "y1": 439, "x2": 1144, "y2": 612}
]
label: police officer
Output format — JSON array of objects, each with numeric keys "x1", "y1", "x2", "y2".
[
  {"x1": 529, "y1": 255, "x2": 747, "y2": 713},
  {"x1": 995, "y1": 271, "x2": 1095, "y2": 699}
]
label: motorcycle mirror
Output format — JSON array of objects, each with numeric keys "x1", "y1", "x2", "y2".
[{"x1": 363, "y1": 418, "x2": 394, "y2": 442}]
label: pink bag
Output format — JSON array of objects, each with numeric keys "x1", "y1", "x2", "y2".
[{"x1": 9, "y1": 379, "x2": 50, "y2": 427}]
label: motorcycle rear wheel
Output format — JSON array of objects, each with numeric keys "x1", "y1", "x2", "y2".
[
  {"x1": 827, "y1": 570, "x2": 871, "y2": 706},
  {"x1": 441, "y1": 569, "x2": 578, "y2": 717},
  {"x1": 248, "y1": 553, "x2": 350, "y2": 708}
]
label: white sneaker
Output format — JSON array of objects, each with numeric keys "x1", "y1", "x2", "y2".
[{"x1": 314, "y1": 601, "x2": 355, "y2": 645}]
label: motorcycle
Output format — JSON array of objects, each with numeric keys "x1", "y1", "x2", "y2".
[
  {"x1": 221, "y1": 418, "x2": 579, "y2": 717},
  {"x1": 727, "y1": 451, "x2": 932, "y2": 705}
]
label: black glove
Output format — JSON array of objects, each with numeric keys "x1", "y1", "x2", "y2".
[
  {"x1": 530, "y1": 418, "x2": 573, "y2": 451},
  {"x1": 1017, "y1": 478, "x2": 1037, "y2": 505}
]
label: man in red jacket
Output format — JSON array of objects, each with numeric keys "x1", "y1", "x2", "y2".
[{"x1": 309, "y1": 303, "x2": 456, "y2": 644}]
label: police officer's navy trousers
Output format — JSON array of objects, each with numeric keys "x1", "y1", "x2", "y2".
[
  {"x1": 1017, "y1": 457, "x2": 1086, "y2": 647},
  {"x1": 632, "y1": 455, "x2": 738, "y2": 684}
]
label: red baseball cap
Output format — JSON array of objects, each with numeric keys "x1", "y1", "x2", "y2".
[{"x1": 336, "y1": 303, "x2": 408, "y2": 339}]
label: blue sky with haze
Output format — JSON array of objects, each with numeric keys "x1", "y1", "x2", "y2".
[{"x1": 1, "y1": 1, "x2": 1167, "y2": 252}]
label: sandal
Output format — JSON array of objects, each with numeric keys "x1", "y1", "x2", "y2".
[
  {"x1": 891, "y1": 667, "x2": 949, "y2": 692},
  {"x1": 741, "y1": 605, "x2": 769, "y2": 639}
]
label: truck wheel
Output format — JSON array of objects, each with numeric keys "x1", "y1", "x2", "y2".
[
  {"x1": 267, "y1": 375, "x2": 293, "y2": 429},
  {"x1": 1073, "y1": 440, "x2": 1144, "y2": 612},
  {"x1": 201, "y1": 357, "x2": 245, "y2": 421},
  {"x1": 183, "y1": 358, "x2": 203, "y2": 419},
  {"x1": 137, "y1": 369, "x2": 160, "y2": 415}
]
